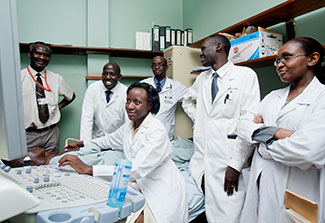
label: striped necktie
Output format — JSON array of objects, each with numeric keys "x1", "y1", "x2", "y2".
[
  {"x1": 36, "y1": 73, "x2": 49, "y2": 123},
  {"x1": 156, "y1": 81, "x2": 162, "y2": 93}
]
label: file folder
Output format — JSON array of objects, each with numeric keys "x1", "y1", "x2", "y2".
[
  {"x1": 171, "y1": 29, "x2": 176, "y2": 46},
  {"x1": 165, "y1": 26, "x2": 171, "y2": 49},
  {"x1": 186, "y1": 28, "x2": 193, "y2": 45},
  {"x1": 159, "y1": 26, "x2": 166, "y2": 50},
  {"x1": 152, "y1": 25, "x2": 160, "y2": 51},
  {"x1": 176, "y1": 29, "x2": 182, "y2": 46},
  {"x1": 181, "y1": 31, "x2": 185, "y2": 46},
  {"x1": 183, "y1": 30, "x2": 188, "y2": 46}
]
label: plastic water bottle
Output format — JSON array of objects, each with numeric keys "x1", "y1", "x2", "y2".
[{"x1": 108, "y1": 159, "x2": 132, "y2": 209}]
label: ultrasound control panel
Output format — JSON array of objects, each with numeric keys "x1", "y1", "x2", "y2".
[{"x1": 1, "y1": 164, "x2": 145, "y2": 223}]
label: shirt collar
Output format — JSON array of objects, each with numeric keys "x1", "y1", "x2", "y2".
[
  {"x1": 101, "y1": 81, "x2": 121, "y2": 95},
  {"x1": 154, "y1": 76, "x2": 167, "y2": 89},
  {"x1": 210, "y1": 61, "x2": 231, "y2": 79},
  {"x1": 29, "y1": 66, "x2": 45, "y2": 78}
]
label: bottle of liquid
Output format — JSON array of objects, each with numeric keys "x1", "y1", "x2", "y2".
[{"x1": 108, "y1": 159, "x2": 132, "y2": 209}]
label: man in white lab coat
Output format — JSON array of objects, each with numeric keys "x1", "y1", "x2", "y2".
[
  {"x1": 80, "y1": 62, "x2": 127, "y2": 141},
  {"x1": 142, "y1": 56, "x2": 188, "y2": 140},
  {"x1": 182, "y1": 35, "x2": 260, "y2": 222}
]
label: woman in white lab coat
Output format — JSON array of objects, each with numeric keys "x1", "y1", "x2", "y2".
[
  {"x1": 59, "y1": 82, "x2": 188, "y2": 223},
  {"x1": 237, "y1": 37, "x2": 325, "y2": 223}
]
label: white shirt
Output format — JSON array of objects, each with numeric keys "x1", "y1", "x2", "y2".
[
  {"x1": 87, "y1": 114, "x2": 188, "y2": 222},
  {"x1": 21, "y1": 66, "x2": 74, "y2": 129},
  {"x1": 80, "y1": 81, "x2": 127, "y2": 141},
  {"x1": 142, "y1": 77, "x2": 188, "y2": 140}
]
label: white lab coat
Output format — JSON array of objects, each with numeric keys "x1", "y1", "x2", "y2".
[
  {"x1": 89, "y1": 114, "x2": 188, "y2": 223},
  {"x1": 237, "y1": 77, "x2": 325, "y2": 223},
  {"x1": 142, "y1": 77, "x2": 188, "y2": 140},
  {"x1": 80, "y1": 81, "x2": 127, "y2": 141},
  {"x1": 182, "y1": 61, "x2": 260, "y2": 223}
]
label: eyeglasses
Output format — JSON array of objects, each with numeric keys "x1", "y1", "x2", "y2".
[
  {"x1": 274, "y1": 54, "x2": 307, "y2": 66},
  {"x1": 151, "y1": 63, "x2": 165, "y2": 68}
]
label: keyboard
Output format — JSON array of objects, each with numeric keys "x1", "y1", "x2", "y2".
[{"x1": 6, "y1": 165, "x2": 113, "y2": 213}]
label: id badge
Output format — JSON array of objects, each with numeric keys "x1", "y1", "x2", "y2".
[{"x1": 37, "y1": 98, "x2": 49, "y2": 105}]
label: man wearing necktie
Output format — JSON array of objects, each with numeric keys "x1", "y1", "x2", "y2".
[
  {"x1": 21, "y1": 42, "x2": 76, "y2": 154},
  {"x1": 142, "y1": 56, "x2": 188, "y2": 140},
  {"x1": 182, "y1": 35, "x2": 260, "y2": 222},
  {"x1": 80, "y1": 62, "x2": 127, "y2": 142}
]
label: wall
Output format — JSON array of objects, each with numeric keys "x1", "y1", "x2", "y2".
[
  {"x1": 183, "y1": 1, "x2": 325, "y2": 97},
  {"x1": 16, "y1": 0, "x2": 183, "y2": 151},
  {"x1": 16, "y1": 0, "x2": 325, "y2": 150}
]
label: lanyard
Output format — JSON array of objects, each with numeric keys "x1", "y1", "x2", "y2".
[{"x1": 27, "y1": 66, "x2": 52, "y2": 92}]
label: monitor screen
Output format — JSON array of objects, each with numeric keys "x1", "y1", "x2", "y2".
[{"x1": 0, "y1": 0, "x2": 27, "y2": 160}]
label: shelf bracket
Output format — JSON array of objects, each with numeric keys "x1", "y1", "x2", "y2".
[{"x1": 286, "y1": 19, "x2": 296, "y2": 42}]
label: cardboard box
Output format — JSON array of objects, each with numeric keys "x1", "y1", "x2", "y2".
[{"x1": 228, "y1": 27, "x2": 283, "y2": 63}]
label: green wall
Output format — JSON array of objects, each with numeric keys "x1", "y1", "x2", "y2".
[
  {"x1": 17, "y1": 0, "x2": 183, "y2": 151},
  {"x1": 16, "y1": 0, "x2": 325, "y2": 151}
]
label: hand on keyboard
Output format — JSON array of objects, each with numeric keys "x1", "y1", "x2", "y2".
[{"x1": 58, "y1": 154, "x2": 93, "y2": 175}]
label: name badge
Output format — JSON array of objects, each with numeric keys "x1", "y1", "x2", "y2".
[{"x1": 37, "y1": 98, "x2": 49, "y2": 105}]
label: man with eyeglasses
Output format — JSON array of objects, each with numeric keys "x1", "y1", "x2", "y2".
[
  {"x1": 142, "y1": 56, "x2": 188, "y2": 140},
  {"x1": 21, "y1": 41, "x2": 76, "y2": 154},
  {"x1": 80, "y1": 62, "x2": 127, "y2": 141}
]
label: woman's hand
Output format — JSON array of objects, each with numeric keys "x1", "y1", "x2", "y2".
[
  {"x1": 274, "y1": 128, "x2": 295, "y2": 139},
  {"x1": 254, "y1": 113, "x2": 264, "y2": 124},
  {"x1": 58, "y1": 154, "x2": 93, "y2": 175}
]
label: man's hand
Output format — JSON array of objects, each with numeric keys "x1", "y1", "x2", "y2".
[
  {"x1": 64, "y1": 141, "x2": 84, "y2": 150},
  {"x1": 58, "y1": 154, "x2": 92, "y2": 175},
  {"x1": 224, "y1": 166, "x2": 240, "y2": 196}
]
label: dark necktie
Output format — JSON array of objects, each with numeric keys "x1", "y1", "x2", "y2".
[
  {"x1": 211, "y1": 72, "x2": 219, "y2": 103},
  {"x1": 156, "y1": 81, "x2": 162, "y2": 93},
  {"x1": 36, "y1": 73, "x2": 49, "y2": 123},
  {"x1": 105, "y1": 90, "x2": 111, "y2": 103}
]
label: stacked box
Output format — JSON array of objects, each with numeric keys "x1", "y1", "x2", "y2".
[{"x1": 228, "y1": 27, "x2": 283, "y2": 63}]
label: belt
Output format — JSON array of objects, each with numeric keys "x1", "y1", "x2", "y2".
[{"x1": 26, "y1": 124, "x2": 57, "y2": 132}]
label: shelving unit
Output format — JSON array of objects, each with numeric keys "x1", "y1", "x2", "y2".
[
  {"x1": 19, "y1": 43, "x2": 163, "y2": 59},
  {"x1": 190, "y1": 0, "x2": 325, "y2": 68},
  {"x1": 19, "y1": 42, "x2": 160, "y2": 80}
]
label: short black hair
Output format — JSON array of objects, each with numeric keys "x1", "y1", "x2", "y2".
[
  {"x1": 207, "y1": 34, "x2": 231, "y2": 56},
  {"x1": 29, "y1": 41, "x2": 52, "y2": 55},
  {"x1": 127, "y1": 82, "x2": 160, "y2": 114},
  {"x1": 103, "y1": 62, "x2": 121, "y2": 75},
  {"x1": 291, "y1": 37, "x2": 324, "y2": 80}
]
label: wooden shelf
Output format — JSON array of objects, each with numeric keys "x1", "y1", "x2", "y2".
[
  {"x1": 86, "y1": 75, "x2": 151, "y2": 81},
  {"x1": 191, "y1": 44, "x2": 325, "y2": 71},
  {"x1": 190, "y1": 0, "x2": 325, "y2": 48},
  {"x1": 19, "y1": 43, "x2": 163, "y2": 59}
]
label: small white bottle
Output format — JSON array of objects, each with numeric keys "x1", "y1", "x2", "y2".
[{"x1": 108, "y1": 159, "x2": 132, "y2": 209}]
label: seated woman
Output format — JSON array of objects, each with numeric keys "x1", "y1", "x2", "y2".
[
  {"x1": 59, "y1": 82, "x2": 188, "y2": 223},
  {"x1": 236, "y1": 37, "x2": 325, "y2": 222}
]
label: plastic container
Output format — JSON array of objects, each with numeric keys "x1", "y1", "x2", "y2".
[{"x1": 108, "y1": 159, "x2": 132, "y2": 209}]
